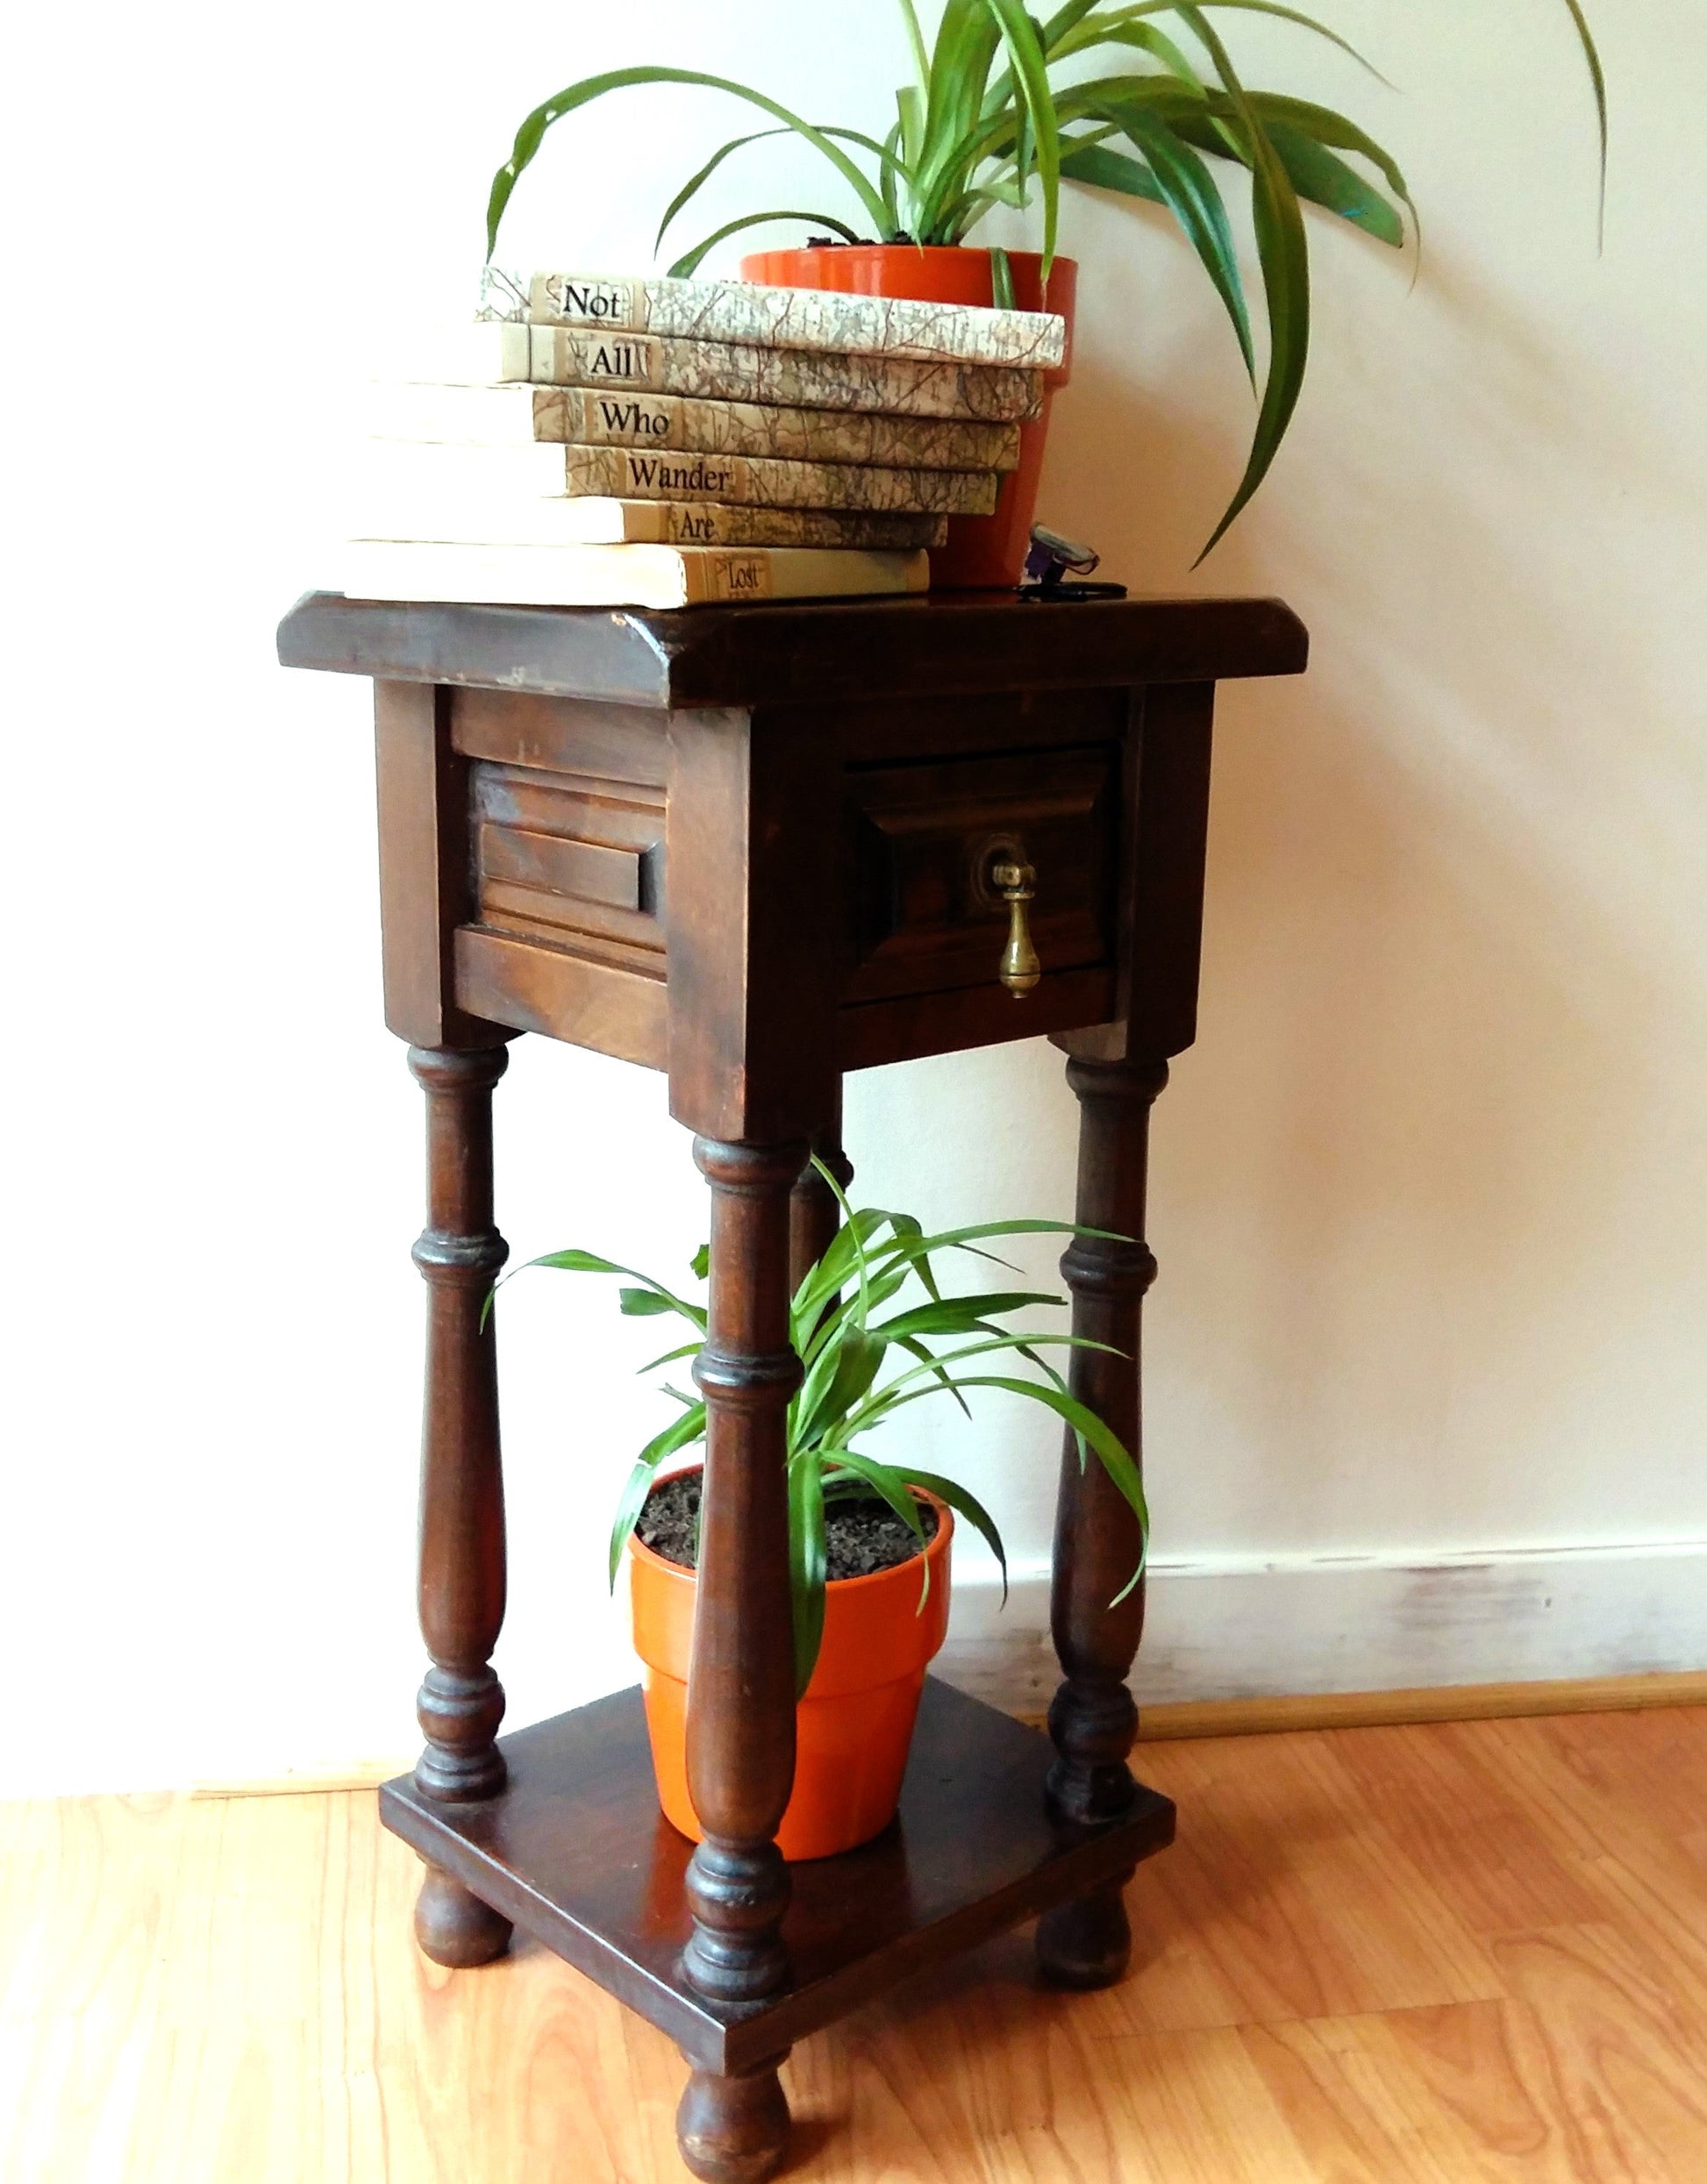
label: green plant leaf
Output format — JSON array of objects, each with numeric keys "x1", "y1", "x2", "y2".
[
  {"x1": 819, "y1": 1449, "x2": 930, "y2": 1542},
  {"x1": 669, "y1": 209, "x2": 865, "y2": 278},
  {"x1": 1169, "y1": 2, "x2": 1311, "y2": 561},
  {"x1": 690, "y1": 1244, "x2": 710, "y2": 1281},
  {"x1": 1557, "y1": 0, "x2": 1608, "y2": 242},
  {"x1": 788, "y1": 1453, "x2": 827, "y2": 1695},
  {"x1": 874, "y1": 1292, "x2": 1062, "y2": 1340},
  {"x1": 524, "y1": 1247, "x2": 709, "y2": 1329},
  {"x1": 917, "y1": 1, "x2": 1007, "y2": 229},
  {"x1": 851, "y1": 1216, "x2": 1123, "y2": 1308},
  {"x1": 894, "y1": 1372, "x2": 1148, "y2": 1565},
  {"x1": 1263, "y1": 118, "x2": 1403, "y2": 246},
  {"x1": 795, "y1": 1324, "x2": 886, "y2": 1449},
  {"x1": 896, "y1": 84, "x2": 926, "y2": 175},
  {"x1": 899, "y1": 0, "x2": 933, "y2": 92},
  {"x1": 606, "y1": 1402, "x2": 706, "y2": 1588},
  {"x1": 892, "y1": 1331, "x2": 975, "y2": 1421},
  {"x1": 1038, "y1": 0, "x2": 1105, "y2": 57},
  {"x1": 818, "y1": 1450, "x2": 934, "y2": 1615},
  {"x1": 980, "y1": 0, "x2": 1061, "y2": 268},
  {"x1": 486, "y1": 65, "x2": 891, "y2": 257},
  {"x1": 925, "y1": 1, "x2": 1003, "y2": 164},
  {"x1": 891, "y1": 1467, "x2": 1011, "y2": 1602},
  {"x1": 1059, "y1": 139, "x2": 1165, "y2": 203},
  {"x1": 1070, "y1": 18, "x2": 1209, "y2": 86},
  {"x1": 885, "y1": 1213, "x2": 941, "y2": 1303},
  {"x1": 989, "y1": 243, "x2": 1017, "y2": 309},
  {"x1": 1229, "y1": 93, "x2": 1413, "y2": 225},
  {"x1": 1174, "y1": 87, "x2": 1420, "y2": 260},
  {"x1": 985, "y1": 0, "x2": 1108, "y2": 117},
  {"x1": 1095, "y1": 0, "x2": 1390, "y2": 84},
  {"x1": 649, "y1": 119, "x2": 918, "y2": 248},
  {"x1": 1099, "y1": 100, "x2": 1253, "y2": 380},
  {"x1": 619, "y1": 1286, "x2": 677, "y2": 1317},
  {"x1": 844, "y1": 1329, "x2": 1125, "y2": 1441},
  {"x1": 797, "y1": 1259, "x2": 911, "y2": 1374},
  {"x1": 810, "y1": 1158, "x2": 881, "y2": 1329},
  {"x1": 881, "y1": 117, "x2": 904, "y2": 226},
  {"x1": 635, "y1": 1339, "x2": 702, "y2": 1377},
  {"x1": 790, "y1": 1203, "x2": 892, "y2": 1334},
  {"x1": 654, "y1": 127, "x2": 785, "y2": 252}
]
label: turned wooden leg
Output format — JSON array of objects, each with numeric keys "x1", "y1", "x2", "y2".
[
  {"x1": 680, "y1": 1137, "x2": 804, "y2": 2016},
  {"x1": 414, "y1": 1860, "x2": 514, "y2": 1967},
  {"x1": 676, "y1": 2054, "x2": 792, "y2": 2184},
  {"x1": 407, "y1": 1043, "x2": 511, "y2": 1819},
  {"x1": 1036, "y1": 1054, "x2": 1168, "y2": 1991}
]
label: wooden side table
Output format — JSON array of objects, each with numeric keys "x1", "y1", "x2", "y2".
[{"x1": 278, "y1": 591, "x2": 1307, "y2": 2181}]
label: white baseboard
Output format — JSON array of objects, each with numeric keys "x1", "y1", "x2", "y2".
[{"x1": 936, "y1": 1540, "x2": 1707, "y2": 1717}]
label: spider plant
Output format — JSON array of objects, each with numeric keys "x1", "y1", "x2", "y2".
[
  {"x1": 485, "y1": 1, "x2": 1605, "y2": 557},
  {"x1": 516, "y1": 1164, "x2": 1145, "y2": 1695}
]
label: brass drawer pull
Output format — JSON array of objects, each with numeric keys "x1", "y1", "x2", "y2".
[{"x1": 991, "y1": 858, "x2": 1040, "y2": 997}]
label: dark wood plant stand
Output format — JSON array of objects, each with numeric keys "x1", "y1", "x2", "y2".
[{"x1": 278, "y1": 590, "x2": 1306, "y2": 2182}]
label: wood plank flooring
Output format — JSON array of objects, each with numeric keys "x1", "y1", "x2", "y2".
[{"x1": 4, "y1": 1703, "x2": 1705, "y2": 2182}]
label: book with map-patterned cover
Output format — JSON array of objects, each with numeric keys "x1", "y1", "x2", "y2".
[
  {"x1": 367, "y1": 382, "x2": 1019, "y2": 473},
  {"x1": 413, "y1": 320, "x2": 1043, "y2": 423},
  {"x1": 478, "y1": 267, "x2": 1066, "y2": 371},
  {"x1": 362, "y1": 439, "x2": 998, "y2": 517}
]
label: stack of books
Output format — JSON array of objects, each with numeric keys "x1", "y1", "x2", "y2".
[{"x1": 343, "y1": 268, "x2": 1068, "y2": 610}]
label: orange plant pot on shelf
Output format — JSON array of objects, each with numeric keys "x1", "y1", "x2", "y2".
[
  {"x1": 739, "y1": 245, "x2": 1076, "y2": 590},
  {"x1": 629, "y1": 1481, "x2": 954, "y2": 1862}
]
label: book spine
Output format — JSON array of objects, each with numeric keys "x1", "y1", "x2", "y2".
[
  {"x1": 528, "y1": 325, "x2": 1042, "y2": 423},
  {"x1": 683, "y1": 551, "x2": 773, "y2": 605},
  {"x1": 505, "y1": 269, "x2": 1066, "y2": 370},
  {"x1": 556, "y1": 445, "x2": 997, "y2": 516},
  {"x1": 679, "y1": 547, "x2": 930, "y2": 603},
  {"x1": 639, "y1": 503, "x2": 947, "y2": 549},
  {"x1": 539, "y1": 389, "x2": 1018, "y2": 473}
]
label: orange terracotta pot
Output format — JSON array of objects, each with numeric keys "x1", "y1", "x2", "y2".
[
  {"x1": 629, "y1": 1480, "x2": 953, "y2": 1861},
  {"x1": 739, "y1": 244, "x2": 1076, "y2": 590}
]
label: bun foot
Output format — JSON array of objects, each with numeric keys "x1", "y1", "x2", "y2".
[
  {"x1": 414, "y1": 1863, "x2": 513, "y2": 1967},
  {"x1": 675, "y1": 2059, "x2": 791, "y2": 2184},
  {"x1": 1036, "y1": 1878, "x2": 1133, "y2": 1990}
]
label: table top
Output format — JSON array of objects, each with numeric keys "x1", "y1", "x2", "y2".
[{"x1": 276, "y1": 590, "x2": 1308, "y2": 710}]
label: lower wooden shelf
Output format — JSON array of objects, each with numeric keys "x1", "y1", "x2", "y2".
[{"x1": 380, "y1": 1675, "x2": 1175, "y2": 2072}]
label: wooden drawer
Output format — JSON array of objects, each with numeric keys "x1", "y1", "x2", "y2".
[
  {"x1": 845, "y1": 745, "x2": 1119, "y2": 1004},
  {"x1": 433, "y1": 688, "x2": 1125, "y2": 1074}
]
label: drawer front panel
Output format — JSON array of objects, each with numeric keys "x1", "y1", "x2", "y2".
[{"x1": 846, "y1": 746, "x2": 1118, "y2": 1004}]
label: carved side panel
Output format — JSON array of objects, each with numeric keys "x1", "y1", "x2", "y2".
[
  {"x1": 471, "y1": 762, "x2": 666, "y2": 976},
  {"x1": 443, "y1": 691, "x2": 672, "y2": 1066}
]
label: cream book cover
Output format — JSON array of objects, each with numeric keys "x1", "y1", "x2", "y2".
[
  {"x1": 337, "y1": 540, "x2": 931, "y2": 610},
  {"x1": 346, "y1": 496, "x2": 946, "y2": 551}
]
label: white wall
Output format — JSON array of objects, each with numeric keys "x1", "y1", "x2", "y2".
[{"x1": 5, "y1": 1, "x2": 1703, "y2": 1796}]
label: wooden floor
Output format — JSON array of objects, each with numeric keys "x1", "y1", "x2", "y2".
[{"x1": 5, "y1": 1704, "x2": 1707, "y2": 2183}]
